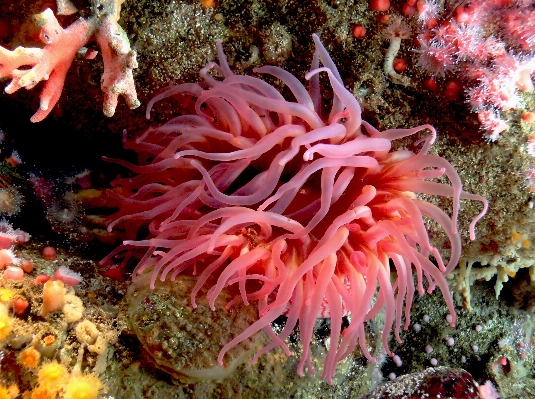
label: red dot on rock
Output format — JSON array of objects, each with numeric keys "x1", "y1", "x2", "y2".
[
  {"x1": 393, "y1": 58, "x2": 408, "y2": 73},
  {"x1": 424, "y1": 77, "x2": 438, "y2": 91},
  {"x1": 20, "y1": 259, "x2": 33, "y2": 273},
  {"x1": 352, "y1": 25, "x2": 366, "y2": 39},
  {"x1": 369, "y1": 0, "x2": 390, "y2": 11},
  {"x1": 444, "y1": 80, "x2": 461, "y2": 101},
  {"x1": 402, "y1": 2, "x2": 416, "y2": 15},
  {"x1": 377, "y1": 14, "x2": 390, "y2": 23},
  {"x1": 13, "y1": 297, "x2": 29, "y2": 316},
  {"x1": 522, "y1": 111, "x2": 535, "y2": 123},
  {"x1": 34, "y1": 274, "x2": 51, "y2": 284},
  {"x1": 42, "y1": 246, "x2": 57, "y2": 261}
]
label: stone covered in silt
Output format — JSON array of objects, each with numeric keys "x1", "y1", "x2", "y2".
[{"x1": 126, "y1": 272, "x2": 267, "y2": 382}]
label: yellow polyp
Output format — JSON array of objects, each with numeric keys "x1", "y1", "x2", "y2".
[
  {"x1": 0, "y1": 385, "x2": 10, "y2": 399},
  {"x1": 18, "y1": 347, "x2": 41, "y2": 369},
  {"x1": 523, "y1": 239, "x2": 531, "y2": 249},
  {"x1": 512, "y1": 228, "x2": 522, "y2": 243},
  {"x1": 64, "y1": 373, "x2": 102, "y2": 399},
  {"x1": 7, "y1": 385, "x2": 19, "y2": 398},
  {"x1": 0, "y1": 289, "x2": 13, "y2": 303},
  {"x1": 507, "y1": 270, "x2": 516, "y2": 278},
  {"x1": 36, "y1": 361, "x2": 69, "y2": 393},
  {"x1": 199, "y1": 0, "x2": 217, "y2": 8},
  {"x1": 31, "y1": 385, "x2": 56, "y2": 399},
  {"x1": 0, "y1": 304, "x2": 13, "y2": 341}
]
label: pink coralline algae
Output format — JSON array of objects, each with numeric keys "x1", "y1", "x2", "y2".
[{"x1": 101, "y1": 34, "x2": 488, "y2": 383}]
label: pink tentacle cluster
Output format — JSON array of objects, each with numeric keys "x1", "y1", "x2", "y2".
[{"x1": 102, "y1": 34, "x2": 487, "y2": 383}]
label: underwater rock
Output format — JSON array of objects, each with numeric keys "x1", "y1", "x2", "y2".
[
  {"x1": 360, "y1": 367, "x2": 483, "y2": 399},
  {"x1": 126, "y1": 272, "x2": 268, "y2": 382}
]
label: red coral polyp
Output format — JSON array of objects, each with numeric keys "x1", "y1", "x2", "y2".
[{"x1": 102, "y1": 34, "x2": 487, "y2": 383}]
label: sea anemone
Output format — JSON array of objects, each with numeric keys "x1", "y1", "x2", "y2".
[
  {"x1": 0, "y1": 187, "x2": 23, "y2": 217},
  {"x1": 102, "y1": 34, "x2": 487, "y2": 383}
]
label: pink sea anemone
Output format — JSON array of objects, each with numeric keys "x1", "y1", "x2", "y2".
[{"x1": 101, "y1": 34, "x2": 487, "y2": 383}]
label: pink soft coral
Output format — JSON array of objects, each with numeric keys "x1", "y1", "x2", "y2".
[
  {"x1": 102, "y1": 35, "x2": 488, "y2": 383},
  {"x1": 413, "y1": 0, "x2": 535, "y2": 140},
  {"x1": 0, "y1": 3, "x2": 139, "y2": 122}
]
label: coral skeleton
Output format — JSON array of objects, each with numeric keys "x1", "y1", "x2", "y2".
[
  {"x1": 102, "y1": 34, "x2": 488, "y2": 383},
  {"x1": 0, "y1": 1, "x2": 140, "y2": 122}
]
